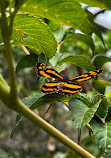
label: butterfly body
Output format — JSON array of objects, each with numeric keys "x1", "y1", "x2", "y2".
[{"x1": 36, "y1": 62, "x2": 103, "y2": 96}]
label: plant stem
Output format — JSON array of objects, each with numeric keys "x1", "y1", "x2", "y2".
[
  {"x1": 0, "y1": 0, "x2": 18, "y2": 102},
  {"x1": 0, "y1": 77, "x2": 95, "y2": 158}
]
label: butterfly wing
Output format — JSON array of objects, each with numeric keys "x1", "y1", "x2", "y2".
[
  {"x1": 72, "y1": 70, "x2": 103, "y2": 82},
  {"x1": 36, "y1": 63, "x2": 63, "y2": 80},
  {"x1": 41, "y1": 82, "x2": 60, "y2": 94},
  {"x1": 41, "y1": 81, "x2": 82, "y2": 95}
]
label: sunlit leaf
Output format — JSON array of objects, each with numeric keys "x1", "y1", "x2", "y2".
[
  {"x1": 12, "y1": 14, "x2": 57, "y2": 59},
  {"x1": 20, "y1": 0, "x2": 91, "y2": 35}
]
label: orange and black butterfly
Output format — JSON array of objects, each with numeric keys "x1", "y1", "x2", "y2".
[{"x1": 36, "y1": 63, "x2": 103, "y2": 96}]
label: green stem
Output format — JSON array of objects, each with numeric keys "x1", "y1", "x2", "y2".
[
  {"x1": 0, "y1": 0, "x2": 18, "y2": 101},
  {"x1": 0, "y1": 74, "x2": 9, "y2": 88},
  {"x1": 0, "y1": 77, "x2": 95, "y2": 158}
]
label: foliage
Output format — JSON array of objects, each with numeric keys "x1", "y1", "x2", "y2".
[{"x1": 0, "y1": 0, "x2": 111, "y2": 157}]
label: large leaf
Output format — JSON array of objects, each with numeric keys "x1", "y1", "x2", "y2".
[
  {"x1": 19, "y1": 0, "x2": 106, "y2": 43},
  {"x1": 31, "y1": 93, "x2": 70, "y2": 109},
  {"x1": 90, "y1": 118, "x2": 111, "y2": 152},
  {"x1": 93, "y1": 55, "x2": 111, "y2": 69},
  {"x1": 63, "y1": 33, "x2": 95, "y2": 52},
  {"x1": 20, "y1": 0, "x2": 91, "y2": 35},
  {"x1": 12, "y1": 14, "x2": 57, "y2": 59},
  {"x1": 69, "y1": 97, "x2": 101, "y2": 128},
  {"x1": 59, "y1": 55, "x2": 95, "y2": 71}
]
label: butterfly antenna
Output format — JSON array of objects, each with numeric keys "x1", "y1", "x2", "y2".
[{"x1": 46, "y1": 103, "x2": 53, "y2": 113}]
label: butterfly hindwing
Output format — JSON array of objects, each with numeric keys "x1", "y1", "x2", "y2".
[
  {"x1": 41, "y1": 81, "x2": 82, "y2": 95},
  {"x1": 41, "y1": 82, "x2": 60, "y2": 94}
]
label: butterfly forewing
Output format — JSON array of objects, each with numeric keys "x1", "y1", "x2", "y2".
[
  {"x1": 72, "y1": 70, "x2": 103, "y2": 82},
  {"x1": 36, "y1": 62, "x2": 63, "y2": 80}
]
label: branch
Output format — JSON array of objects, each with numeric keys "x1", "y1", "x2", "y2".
[
  {"x1": 0, "y1": 76, "x2": 95, "y2": 158},
  {"x1": 0, "y1": 0, "x2": 18, "y2": 102}
]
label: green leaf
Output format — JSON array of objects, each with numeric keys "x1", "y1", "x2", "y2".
[
  {"x1": 49, "y1": 52, "x2": 67, "y2": 72},
  {"x1": 92, "y1": 80, "x2": 111, "y2": 94},
  {"x1": 10, "y1": 114, "x2": 24, "y2": 138},
  {"x1": 22, "y1": 93, "x2": 45, "y2": 108},
  {"x1": 94, "y1": 55, "x2": 111, "y2": 69},
  {"x1": 90, "y1": 118, "x2": 111, "y2": 152},
  {"x1": 90, "y1": 94, "x2": 104, "y2": 107},
  {"x1": 11, "y1": 93, "x2": 45, "y2": 138},
  {"x1": 12, "y1": 14, "x2": 57, "y2": 59},
  {"x1": 48, "y1": 21, "x2": 61, "y2": 32},
  {"x1": 96, "y1": 97, "x2": 109, "y2": 118},
  {"x1": 69, "y1": 97, "x2": 101, "y2": 128},
  {"x1": 31, "y1": 93, "x2": 70, "y2": 109},
  {"x1": 63, "y1": 33, "x2": 95, "y2": 52},
  {"x1": 54, "y1": 64, "x2": 67, "y2": 73},
  {"x1": 76, "y1": 93, "x2": 91, "y2": 107},
  {"x1": 20, "y1": 0, "x2": 91, "y2": 35},
  {"x1": 49, "y1": 52, "x2": 63, "y2": 66},
  {"x1": 59, "y1": 55, "x2": 95, "y2": 71},
  {"x1": 16, "y1": 54, "x2": 38, "y2": 73},
  {"x1": 102, "y1": 149, "x2": 111, "y2": 158},
  {"x1": 54, "y1": 27, "x2": 66, "y2": 43}
]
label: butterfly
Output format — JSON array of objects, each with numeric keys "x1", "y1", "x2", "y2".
[{"x1": 36, "y1": 62, "x2": 103, "y2": 96}]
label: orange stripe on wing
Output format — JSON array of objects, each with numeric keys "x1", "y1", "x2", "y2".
[
  {"x1": 39, "y1": 71, "x2": 52, "y2": 78},
  {"x1": 46, "y1": 69, "x2": 63, "y2": 79},
  {"x1": 60, "y1": 89, "x2": 81, "y2": 94},
  {"x1": 44, "y1": 82, "x2": 60, "y2": 87}
]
